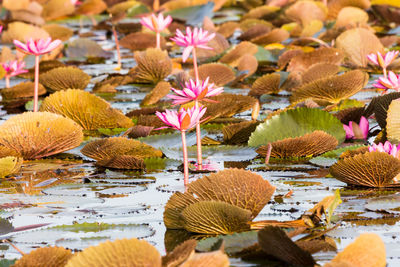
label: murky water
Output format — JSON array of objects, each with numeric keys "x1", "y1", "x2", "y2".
[{"x1": 0, "y1": 18, "x2": 399, "y2": 266}]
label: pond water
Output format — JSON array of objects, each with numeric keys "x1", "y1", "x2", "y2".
[{"x1": 0, "y1": 18, "x2": 399, "y2": 266}]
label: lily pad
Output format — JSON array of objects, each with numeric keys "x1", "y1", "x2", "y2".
[{"x1": 248, "y1": 107, "x2": 346, "y2": 147}]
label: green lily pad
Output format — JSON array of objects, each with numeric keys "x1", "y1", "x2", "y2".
[{"x1": 248, "y1": 107, "x2": 346, "y2": 147}]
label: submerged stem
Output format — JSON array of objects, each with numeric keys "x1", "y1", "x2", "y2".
[
  {"x1": 33, "y1": 55, "x2": 39, "y2": 112},
  {"x1": 181, "y1": 130, "x2": 189, "y2": 186}
]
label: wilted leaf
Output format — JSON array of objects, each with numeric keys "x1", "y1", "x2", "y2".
[
  {"x1": 14, "y1": 247, "x2": 72, "y2": 267},
  {"x1": 256, "y1": 130, "x2": 338, "y2": 158},
  {"x1": 66, "y1": 38, "x2": 112, "y2": 59},
  {"x1": 40, "y1": 89, "x2": 133, "y2": 130},
  {"x1": 336, "y1": 27, "x2": 384, "y2": 67},
  {"x1": 219, "y1": 42, "x2": 259, "y2": 67},
  {"x1": 258, "y1": 226, "x2": 316, "y2": 267},
  {"x1": 65, "y1": 238, "x2": 161, "y2": 267},
  {"x1": 141, "y1": 81, "x2": 171, "y2": 106},
  {"x1": 191, "y1": 63, "x2": 235, "y2": 86},
  {"x1": 0, "y1": 157, "x2": 23, "y2": 178},
  {"x1": 290, "y1": 70, "x2": 368, "y2": 104},
  {"x1": 131, "y1": 48, "x2": 172, "y2": 84},
  {"x1": 330, "y1": 151, "x2": 400, "y2": 187},
  {"x1": 39, "y1": 67, "x2": 91, "y2": 92},
  {"x1": 324, "y1": 233, "x2": 385, "y2": 267},
  {"x1": 181, "y1": 201, "x2": 252, "y2": 234},
  {"x1": 0, "y1": 112, "x2": 83, "y2": 160},
  {"x1": 1, "y1": 82, "x2": 46, "y2": 100},
  {"x1": 386, "y1": 99, "x2": 400, "y2": 143}
]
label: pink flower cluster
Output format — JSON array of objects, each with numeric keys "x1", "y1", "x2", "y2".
[
  {"x1": 369, "y1": 141, "x2": 400, "y2": 158},
  {"x1": 168, "y1": 77, "x2": 223, "y2": 105},
  {"x1": 2, "y1": 61, "x2": 27, "y2": 78}
]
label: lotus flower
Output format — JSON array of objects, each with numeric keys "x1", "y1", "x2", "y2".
[
  {"x1": 367, "y1": 51, "x2": 399, "y2": 78},
  {"x1": 0, "y1": 26, "x2": 3, "y2": 35},
  {"x1": 373, "y1": 71, "x2": 400, "y2": 92},
  {"x1": 140, "y1": 13, "x2": 172, "y2": 49},
  {"x1": 168, "y1": 77, "x2": 224, "y2": 105},
  {"x1": 171, "y1": 27, "x2": 215, "y2": 63},
  {"x1": 13, "y1": 38, "x2": 62, "y2": 112},
  {"x1": 2, "y1": 60, "x2": 28, "y2": 88},
  {"x1": 156, "y1": 106, "x2": 207, "y2": 185},
  {"x1": 343, "y1": 116, "x2": 369, "y2": 140},
  {"x1": 369, "y1": 141, "x2": 400, "y2": 158}
]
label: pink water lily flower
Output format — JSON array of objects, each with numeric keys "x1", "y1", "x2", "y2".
[
  {"x1": 367, "y1": 51, "x2": 399, "y2": 69},
  {"x1": 156, "y1": 105, "x2": 206, "y2": 132},
  {"x1": 140, "y1": 13, "x2": 172, "y2": 49},
  {"x1": 13, "y1": 37, "x2": 62, "y2": 112},
  {"x1": 140, "y1": 13, "x2": 172, "y2": 33},
  {"x1": 13, "y1": 38, "x2": 62, "y2": 56},
  {"x1": 168, "y1": 77, "x2": 223, "y2": 105},
  {"x1": 2, "y1": 60, "x2": 27, "y2": 78},
  {"x1": 343, "y1": 116, "x2": 369, "y2": 140},
  {"x1": 373, "y1": 71, "x2": 400, "y2": 92},
  {"x1": 171, "y1": 27, "x2": 215, "y2": 63},
  {"x1": 156, "y1": 106, "x2": 207, "y2": 186},
  {"x1": 2, "y1": 60, "x2": 28, "y2": 88},
  {"x1": 369, "y1": 141, "x2": 400, "y2": 158}
]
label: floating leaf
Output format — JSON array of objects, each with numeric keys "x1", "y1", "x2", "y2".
[
  {"x1": 66, "y1": 38, "x2": 112, "y2": 59},
  {"x1": 335, "y1": 7, "x2": 369, "y2": 28},
  {"x1": 1, "y1": 81, "x2": 46, "y2": 100},
  {"x1": 120, "y1": 32, "x2": 166, "y2": 51},
  {"x1": 131, "y1": 48, "x2": 172, "y2": 84},
  {"x1": 258, "y1": 226, "x2": 316, "y2": 267},
  {"x1": 336, "y1": 27, "x2": 384, "y2": 67},
  {"x1": 181, "y1": 201, "x2": 252, "y2": 235},
  {"x1": 75, "y1": 0, "x2": 107, "y2": 16},
  {"x1": 81, "y1": 137, "x2": 162, "y2": 161},
  {"x1": 0, "y1": 112, "x2": 83, "y2": 160},
  {"x1": 327, "y1": 0, "x2": 371, "y2": 19},
  {"x1": 1, "y1": 22, "x2": 49, "y2": 43},
  {"x1": 285, "y1": 0, "x2": 327, "y2": 25},
  {"x1": 204, "y1": 94, "x2": 258, "y2": 118},
  {"x1": 223, "y1": 121, "x2": 260, "y2": 144},
  {"x1": 0, "y1": 156, "x2": 23, "y2": 178},
  {"x1": 249, "y1": 107, "x2": 346, "y2": 147},
  {"x1": 217, "y1": 22, "x2": 240, "y2": 39},
  {"x1": 42, "y1": 24, "x2": 73, "y2": 42},
  {"x1": 162, "y1": 240, "x2": 197, "y2": 267},
  {"x1": 239, "y1": 24, "x2": 271, "y2": 41},
  {"x1": 65, "y1": 238, "x2": 161, "y2": 267},
  {"x1": 237, "y1": 54, "x2": 258, "y2": 79},
  {"x1": 249, "y1": 73, "x2": 290, "y2": 96},
  {"x1": 290, "y1": 70, "x2": 368, "y2": 104},
  {"x1": 96, "y1": 155, "x2": 145, "y2": 170},
  {"x1": 191, "y1": 63, "x2": 235, "y2": 86},
  {"x1": 141, "y1": 81, "x2": 171, "y2": 106},
  {"x1": 39, "y1": 67, "x2": 91, "y2": 92},
  {"x1": 196, "y1": 231, "x2": 258, "y2": 256},
  {"x1": 92, "y1": 74, "x2": 133, "y2": 93},
  {"x1": 188, "y1": 169, "x2": 275, "y2": 218},
  {"x1": 287, "y1": 47, "x2": 344, "y2": 73},
  {"x1": 386, "y1": 99, "x2": 400, "y2": 143},
  {"x1": 301, "y1": 63, "x2": 340, "y2": 85},
  {"x1": 250, "y1": 28, "x2": 290, "y2": 46},
  {"x1": 256, "y1": 130, "x2": 338, "y2": 158},
  {"x1": 14, "y1": 247, "x2": 72, "y2": 267},
  {"x1": 42, "y1": 0, "x2": 75, "y2": 21},
  {"x1": 179, "y1": 249, "x2": 229, "y2": 267},
  {"x1": 219, "y1": 42, "x2": 259, "y2": 67},
  {"x1": 165, "y1": 2, "x2": 214, "y2": 25},
  {"x1": 324, "y1": 233, "x2": 385, "y2": 267},
  {"x1": 40, "y1": 89, "x2": 133, "y2": 130},
  {"x1": 330, "y1": 151, "x2": 400, "y2": 187}
]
